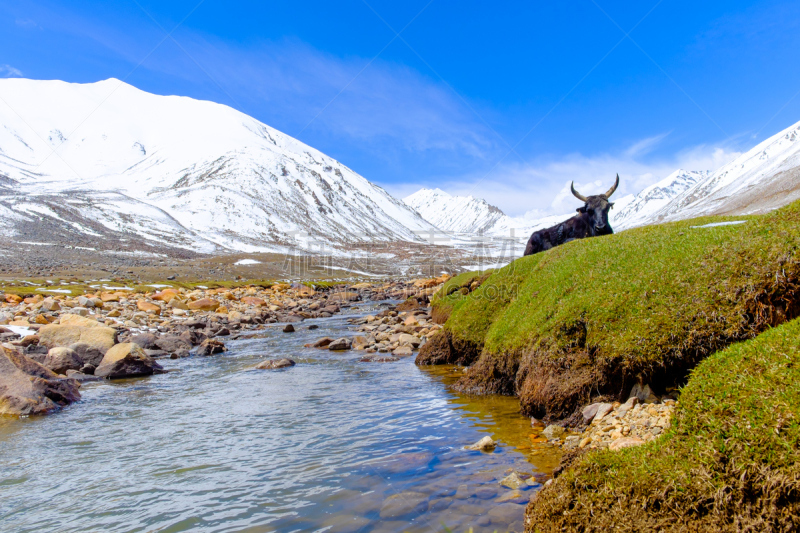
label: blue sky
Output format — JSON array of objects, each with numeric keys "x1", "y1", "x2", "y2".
[{"x1": 2, "y1": 0, "x2": 800, "y2": 217}]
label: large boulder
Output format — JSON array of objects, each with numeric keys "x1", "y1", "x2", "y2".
[
  {"x1": 38, "y1": 324, "x2": 116, "y2": 354},
  {"x1": 43, "y1": 347, "x2": 83, "y2": 375},
  {"x1": 58, "y1": 314, "x2": 102, "y2": 328},
  {"x1": 0, "y1": 346, "x2": 81, "y2": 416},
  {"x1": 94, "y1": 343, "x2": 164, "y2": 379}
]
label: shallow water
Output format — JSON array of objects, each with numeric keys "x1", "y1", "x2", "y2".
[{"x1": 0, "y1": 302, "x2": 561, "y2": 533}]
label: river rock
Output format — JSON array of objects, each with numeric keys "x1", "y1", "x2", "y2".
[
  {"x1": 167, "y1": 298, "x2": 189, "y2": 310},
  {"x1": 94, "y1": 343, "x2": 164, "y2": 379},
  {"x1": 0, "y1": 345, "x2": 81, "y2": 416},
  {"x1": 500, "y1": 472, "x2": 526, "y2": 490},
  {"x1": 58, "y1": 314, "x2": 102, "y2": 328},
  {"x1": 379, "y1": 491, "x2": 429, "y2": 519},
  {"x1": 254, "y1": 358, "x2": 296, "y2": 369},
  {"x1": 68, "y1": 342, "x2": 106, "y2": 367},
  {"x1": 542, "y1": 424, "x2": 566, "y2": 440},
  {"x1": 130, "y1": 333, "x2": 159, "y2": 350},
  {"x1": 592, "y1": 402, "x2": 614, "y2": 422},
  {"x1": 137, "y1": 300, "x2": 161, "y2": 315},
  {"x1": 43, "y1": 347, "x2": 83, "y2": 375},
  {"x1": 282, "y1": 324, "x2": 295, "y2": 333},
  {"x1": 392, "y1": 345, "x2": 413, "y2": 356},
  {"x1": 466, "y1": 435, "x2": 496, "y2": 451},
  {"x1": 187, "y1": 298, "x2": 219, "y2": 311},
  {"x1": 38, "y1": 324, "x2": 116, "y2": 354},
  {"x1": 582, "y1": 403, "x2": 600, "y2": 422},
  {"x1": 196, "y1": 338, "x2": 226, "y2": 356},
  {"x1": 328, "y1": 338, "x2": 351, "y2": 351},
  {"x1": 154, "y1": 334, "x2": 191, "y2": 353}
]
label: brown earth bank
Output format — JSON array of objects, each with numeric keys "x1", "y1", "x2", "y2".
[{"x1": 417, "y1": 202, "x2": 800, "y2": 425}]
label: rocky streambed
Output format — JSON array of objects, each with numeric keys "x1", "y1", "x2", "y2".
[{"x1": 0, "y1": 275, "x2": 567, "y2": 533}]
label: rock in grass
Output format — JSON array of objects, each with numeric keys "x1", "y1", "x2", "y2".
[
  {"x1": 466, "y1": 435, "x2": 496, "y2": 451},
  {"x1": 0, "y1": 345, "x2": 81, "y2": 416},
  {"x1": 608, "y1": 436, "x2": 645, "y2": 451},
  {"x1": 255, "y1": 358, "x2": 295, "y2": 370},
  {"x1": 94, "y1": 343, "x2": 163, "y2": 379}
]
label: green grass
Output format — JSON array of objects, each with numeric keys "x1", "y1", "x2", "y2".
[
  {"x1": 528, "y1": 316, "x2": 800, "y2": 531},
  {"x1": 426, "y1": 200, "x2": 800, "y2": 419}
]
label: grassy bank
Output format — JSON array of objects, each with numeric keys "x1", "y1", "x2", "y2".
[
  {"x1": 527, "y1": 316, "x2": 800, "y2": 531},
  {"x1": 418, "y1": 200, "x2": 800, "y2": 420}
]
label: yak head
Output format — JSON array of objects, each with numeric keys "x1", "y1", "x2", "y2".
[{"x1": 570, "y1": 174, "x2": 619, "y2": 233}]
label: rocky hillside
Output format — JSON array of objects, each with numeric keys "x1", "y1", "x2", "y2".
[{"x1": 0, "y1": 78, "x2": 438, "y2": 254}]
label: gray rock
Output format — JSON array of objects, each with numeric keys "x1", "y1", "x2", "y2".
[
  {"x1": 0, "y1": 346, "x2": 81, "y2": 416},
  {"x1": 130, "y1": 333, "x2": 159, "y2": 350}
]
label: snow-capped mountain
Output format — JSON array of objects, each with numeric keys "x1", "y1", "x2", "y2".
[
  {"x1": 0, "y1": 78, "x2": 437, "y2": 253},
  {"x1": 403, "y1": 188, "x2": 507, "y2": 234},
  {"x1": 610, "y1": 169, "x2": 709, "y2": 230},
  {"x1": 653, "y1": 119, "x2": 800, "y2": 221}
]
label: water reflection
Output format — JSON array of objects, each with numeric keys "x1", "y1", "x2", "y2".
[{"x1": 0, "y1": 302, "x2": 560, "y2": 533}]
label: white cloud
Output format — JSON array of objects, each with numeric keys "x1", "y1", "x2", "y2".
[
  {"x1": 387, "y1": 138, "x2": 742, "y2": 218},
  {"x1": 15, "y1": 18, "x2": 39, "y2": 29},
  {"x1": 0, "y1": 65, "x2": 23, "y2": 78}
]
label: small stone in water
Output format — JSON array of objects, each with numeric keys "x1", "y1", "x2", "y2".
[
  {"x1": 499, "y1": 472, "x2": 526, "y2": 490},
  {"x1": 465, "y1": 435, "x2": 496, "y2": 451},
  {"x1": 254, "y1": 358, "x2": 296, "y2": 370},
  {"x1": 282, "y1": 324, "x2": 295, "y2": 333},
  {"x1": 542, "y1": 424, "x2": 565, "y2": 440}
]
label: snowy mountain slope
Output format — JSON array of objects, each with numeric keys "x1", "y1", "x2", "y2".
[
  {"x1": 610, "y1": 169, "x2": 709, "y2": 230},
  {"x1": 403, "y1": 188, "x2": 506, "y2": 234},
  {"x1": 654, "y1": 120, "x2": 800, "y2": 221},
  {"x1": 0, "y1": 78, "x2": 438, "y2": 252},
  {"x1": 404, "y1": 187, "x2": 573, "y2": 241}
]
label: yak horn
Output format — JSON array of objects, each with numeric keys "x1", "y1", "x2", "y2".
[
  {"x1": 570, "y1": 181, "x2": 588, "y2": 202},
  {"x1": 605, "y1": 174, "x2": 620, "y2": 197}
]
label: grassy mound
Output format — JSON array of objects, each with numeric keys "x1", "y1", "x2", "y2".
[
  {"x1": 418, "y1": 200, "x2": 800, "y2": 420},
  {"x1": 526, "y1": 316, "x2": 800, "y2": 532}
]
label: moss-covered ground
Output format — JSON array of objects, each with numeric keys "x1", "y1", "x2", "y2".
[
  {"x1": 420, "y1": 200, "x2": 800, "y2": 420},
  {"x1": 527, "y1": 316, "x2": 800, "y2": 532}
]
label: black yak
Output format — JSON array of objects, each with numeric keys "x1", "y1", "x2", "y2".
[{"x1": 523, "y1": 175, "x2": 620, "y2": 256}]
